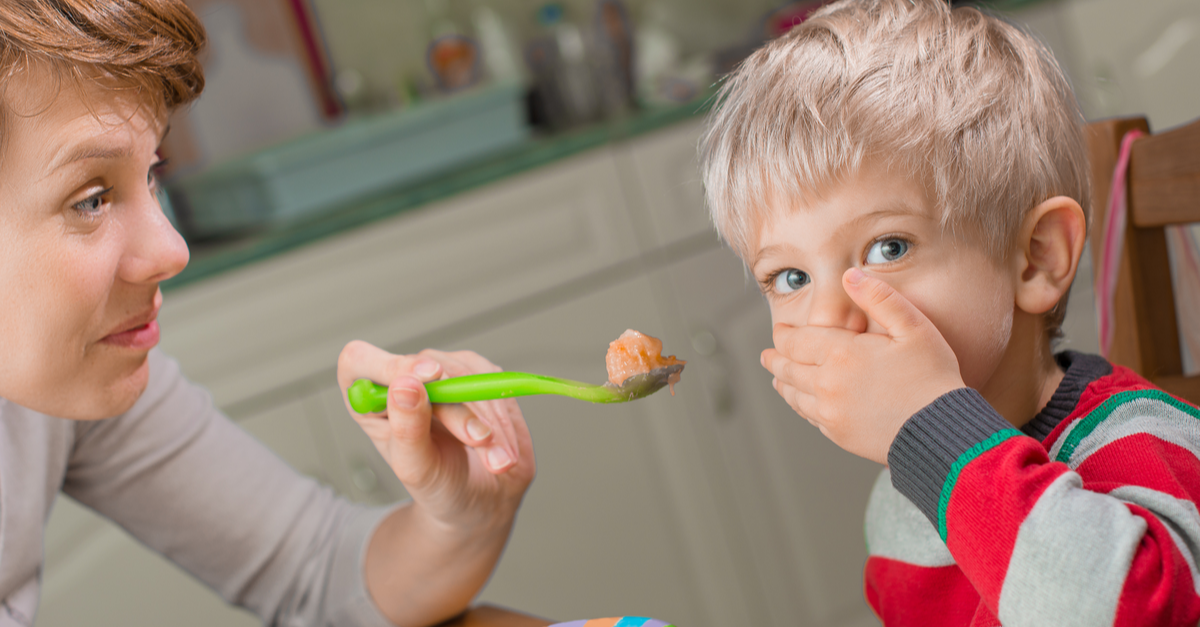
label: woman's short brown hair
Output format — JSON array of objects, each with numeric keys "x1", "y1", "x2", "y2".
[{"x1": 0, "y1": 0, "x2": 206, "y2": 115}]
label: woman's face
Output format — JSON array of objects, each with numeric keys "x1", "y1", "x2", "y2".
[{"x1": 0, "y1": 68, "x2": 189, "y2": 419}]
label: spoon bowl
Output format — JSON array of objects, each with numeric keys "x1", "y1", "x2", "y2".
[{"x1": 347, "y1": 364, "x2": 684, "y2": 414}]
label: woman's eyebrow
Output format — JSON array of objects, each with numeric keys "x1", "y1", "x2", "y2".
[
  {"x1": 51, "y1": 144, "x2": 132, "y2": 171},
  {"x1": 47, "y1": 125, "x2": 171, "y2": 175}
]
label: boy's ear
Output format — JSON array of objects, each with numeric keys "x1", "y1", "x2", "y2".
[{"x1": 1013, "y1": 196, "x2": 1087, "y2": 315}]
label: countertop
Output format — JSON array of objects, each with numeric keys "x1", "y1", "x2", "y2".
[{"x1": 166, "y1": 97, "x2": 711, "y2": 292}]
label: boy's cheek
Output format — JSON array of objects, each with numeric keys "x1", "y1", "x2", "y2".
[{"x1": 765, "y1": 299, "x2": 806, "y2": 329}]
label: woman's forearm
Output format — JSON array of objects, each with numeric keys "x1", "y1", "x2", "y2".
[{"x1": 364, "y1": 501, "x2": 516, "y2": 627}]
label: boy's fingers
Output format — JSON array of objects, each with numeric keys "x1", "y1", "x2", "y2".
[
  {"x1": 771, "y1": 323, "x2": 850, "y2": 365},
  {"x1": 773, "y1": 378, "x2": 821, "y2": 427},
  {"x1": 761, "y1": 348, "x2": 818, "y2": 395},
  {"x1": 842, "y1": 268, "x2": 929, "y2": 339}
]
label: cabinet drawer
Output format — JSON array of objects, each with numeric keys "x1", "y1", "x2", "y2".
[{"x1": 159, "y1": 148, "x2": 641, "y2": 412}]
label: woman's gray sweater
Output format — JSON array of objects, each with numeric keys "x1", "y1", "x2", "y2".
[{"x1": 0, "y1": 349, "x2": 397, "y2": 627}]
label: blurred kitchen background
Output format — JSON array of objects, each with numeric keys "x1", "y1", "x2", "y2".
[{"x1": 37, "y1": 1, "x2": 1200, "y2": 626}]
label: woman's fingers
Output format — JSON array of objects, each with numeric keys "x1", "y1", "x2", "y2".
[
  {"x1": 429, "y1": 401, "x2": 517, "y2": 473},
  {"x1": 337, "y1": 340, "x2": 443, "y2": 407},
  {"x1": 420, "y1": 348, "x2": 521, "y2": 473},
  {"x1": 382, "y1": 374, "x2": 438, "y2": 487},
  {"x1": 339, "y1": 341, "x2": 527, "y2": 475}
]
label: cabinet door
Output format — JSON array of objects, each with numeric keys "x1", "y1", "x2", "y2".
[
  {"x1": 36, "y1": 395, "x2": 331, "y2": 627},
  {"x1": 614, "y1": 119, "x2": 714, "y2": 251},
  {"x1": 158, "y1": 146, "x2": 642, "y2": 415},
  {"x1": 309, "y1": 383, "x2": 411, "y2": 505},
  {"x1": 430, "y1": 271, "x2": 757, "y2": 627},
  {"x1": 649, "y1": 246, "x2": 883, "y2": 627}
]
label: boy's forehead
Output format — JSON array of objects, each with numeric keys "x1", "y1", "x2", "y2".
[{"x1": 756, "y1": 167, "x2": 933, "y2": 225}]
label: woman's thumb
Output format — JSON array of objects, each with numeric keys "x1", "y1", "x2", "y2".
[{"x1": 386, "y1": 375, "x2": 435, "y2": 459}]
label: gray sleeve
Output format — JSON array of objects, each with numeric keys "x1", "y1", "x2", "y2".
[{"x1": 64, "y1": 349, "x2": 399, "y2": 627}]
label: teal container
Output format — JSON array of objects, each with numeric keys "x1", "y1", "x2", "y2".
[{"x1": 174, "y1": 82, "x2": 529, "y2": 238}]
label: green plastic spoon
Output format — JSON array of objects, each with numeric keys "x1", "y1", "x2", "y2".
[{"x1": 347, "y1": 364, "x2": 684, "y2": 414}]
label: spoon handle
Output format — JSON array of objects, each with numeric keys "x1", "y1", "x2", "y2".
[{"x1": 347, "y1": 373, "x2": 620, "y2": 413}]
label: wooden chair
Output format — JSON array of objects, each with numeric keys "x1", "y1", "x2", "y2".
[
  {"x1": 436, "y1": 604, "x2": 552, "y2": 627},
  {"x1": 1086, "y1": 115, "x2": 1200, "y2": 404}
]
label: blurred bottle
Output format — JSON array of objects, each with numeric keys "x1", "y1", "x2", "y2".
[
  {"x1": 470, "y1": 2, "x2": 525, "y2": 85},
  {"x1": 591, "y1": 0, "x2": 636, "y2": 115},
  {"x1": 524, "y1": 3, "x2": 600, "y2": 128},
  {"x1": 423, "y1": 0, "x2": 482, "y2": 93},
  {"x1": 635, "y1": 2, "x2": 711, "y2": 106}
]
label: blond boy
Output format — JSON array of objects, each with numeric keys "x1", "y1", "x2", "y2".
[{"x1": 701, "y1": 0, "x2": 1200, "y2": 624}]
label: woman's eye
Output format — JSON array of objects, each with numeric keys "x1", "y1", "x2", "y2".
[
  {"x1": 72, "y1": 189, "x2": 110, "y2": 215},
  {"x1": 866, "y1": 238, "x2": 910, "y2": 264},
  {"x1": 149, "y1": 158, "x2": 169, "y2": 189},
  {"x1": 773, "y1": 269, "x2": 809, "y2": 294}
]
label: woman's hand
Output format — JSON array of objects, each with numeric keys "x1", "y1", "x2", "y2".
[
  {"x1": 336, "y1": 340, "x2": 535, "y2": 528},
  {"x1": 337, "y1": 341, "x2": 536, "y2": 626}
]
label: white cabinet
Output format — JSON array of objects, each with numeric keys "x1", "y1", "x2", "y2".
[
  {"x1": 153, "y1": 146, "x2": 642, "y2": 414},
  {"x1": 39, "y1": 121, "x2": 880, "y2": 627},
  {"x1": 648, "y1": 247, "x2": 882, "y2": 627}
]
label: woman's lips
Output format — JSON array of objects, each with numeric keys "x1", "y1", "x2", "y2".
[{"x1": 101, "y1": 319, "x2": 160, "y2": 350}]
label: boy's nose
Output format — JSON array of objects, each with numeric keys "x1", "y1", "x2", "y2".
[
  {"x1": 118, "y1": 188, "x2": 190, "y2": 285},
  {"x1": 805, "y1": 279, "x2": 868, "y2": 332}
]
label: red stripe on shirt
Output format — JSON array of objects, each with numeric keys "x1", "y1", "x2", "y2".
[
  {"x1": 944, "y1": 435, "x2": 1070, "y2": 609},
  {"x1": 1076, "y1": 434, "x2": 1200, "y2": 501},
  {"x1": 865, "y1": 556, "x2": 978, "y2": 626},
  {"x1": 1114, "y1": 503, "x2": 1200, "y2": 627}
]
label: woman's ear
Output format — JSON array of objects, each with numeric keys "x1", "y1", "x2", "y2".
[{"x1": 1014, "y1": 196, "x2": 1087, "y2": 315}]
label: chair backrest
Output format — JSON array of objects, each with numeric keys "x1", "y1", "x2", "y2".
[{"x1": 1086, "y1": 116, "x2": 1200, "y2": 404}]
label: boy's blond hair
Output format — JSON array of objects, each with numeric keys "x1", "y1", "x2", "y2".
[{"x1": 701, "y1": 0, "x2": 1089, "y2": 275}]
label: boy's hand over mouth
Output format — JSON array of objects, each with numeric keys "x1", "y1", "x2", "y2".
[{"x1": 762, "y1": 268, "x2": 966, "y2": 465}]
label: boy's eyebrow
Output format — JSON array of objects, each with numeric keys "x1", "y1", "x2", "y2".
[
  {"x1": 750, "y1": 242, "x2": 802, "y2": 273},
  {"x1": 750, "y1": 201, "x2": 929, "y2": 270},
  {"x1": 846, "y1": 201, "x2": 926, "y2": 226}
]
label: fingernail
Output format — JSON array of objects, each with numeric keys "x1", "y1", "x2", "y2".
[
  {"x1": 466, "y1": 418, "x2": 492, "y2": 441},
  {"x1": 846, "y1": 268, "x2": 866, "y2": 285},
  {"x1": 414, "y1": 359, "x2": 440, "y2": 379},
  {"x1": 391, "y1": 385, "x2": 420, "y2": 409},
  {"x1": 487, "y1": 447, "x2": 513, "y2": 470}
]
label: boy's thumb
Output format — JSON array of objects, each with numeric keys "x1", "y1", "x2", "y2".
[{"x1": 843, "y1": 268, "x2": 928, "y2": 339}]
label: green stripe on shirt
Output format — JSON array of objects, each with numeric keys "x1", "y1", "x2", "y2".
[
  {"x1": 938, "y1": 429, "x2": 1023, "y2": 542},
  {"x1": 1055, "y1": 390, "x2": 1200, "y2": 465}
]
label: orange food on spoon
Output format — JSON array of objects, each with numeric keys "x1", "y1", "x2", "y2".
[{"x1": 605, "y1": 329, "x2": 686, "y2": 394}]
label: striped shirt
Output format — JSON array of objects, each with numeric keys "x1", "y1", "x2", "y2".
[{"x1": 865, "y1": 351, "x2": 1200, "y2": 626}]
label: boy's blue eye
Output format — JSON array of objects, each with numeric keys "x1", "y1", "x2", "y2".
[
  {"x1": 866, "y1": 238, "x2": 909, "y2": 264},
  {"x1": 774, "y1": 269, "x2": 809, "y2": 294}
]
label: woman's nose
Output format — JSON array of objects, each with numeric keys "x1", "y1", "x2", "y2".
[
  {"x1": 118, "y1": 188, "x2": 189, "y2": 285},
  {"x1": 806, "y1": 279, "x2": 868, "y2": 332}
]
